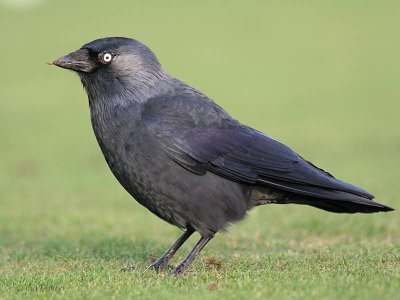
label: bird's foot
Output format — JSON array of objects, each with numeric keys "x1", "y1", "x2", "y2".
[
  {"x1": 147, "y1": 257, "x2": 172, "y2": 271},
  {"x1": 120, "y1": 265, "x2": 139, "y2": 272},
  {"x1": 120, "y1": 263, "x2": 173, "y2": 273},
  {"x1": 171, "y1": 264, "x2": 186, "y2": 276}
]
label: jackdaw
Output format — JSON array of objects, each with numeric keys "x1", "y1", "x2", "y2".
[{"x1": 51, "y1": 37, "x2": 393, "y2": 275}]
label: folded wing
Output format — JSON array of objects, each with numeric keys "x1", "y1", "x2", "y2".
[{"x1": 142, "y1": 92, "x2": 379, "y2": 204}]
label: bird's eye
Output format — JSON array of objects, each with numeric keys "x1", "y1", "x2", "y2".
[{"x1": 99, "y1": 52, "x2": 114, "y2": 64}]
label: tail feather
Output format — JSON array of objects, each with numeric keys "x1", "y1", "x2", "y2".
[
  {"x1": 253, "y1": 185, "x2": 394, "y2": 213},
  {"x1": 297, "y1": 197, "x2": 394, "y2": 213},
  {"x1": 287, "y1": 190, "x2": 394, "y2": 213},
  {"x1": 255, "y1": 176, "x2": 394, "y2": 213}
]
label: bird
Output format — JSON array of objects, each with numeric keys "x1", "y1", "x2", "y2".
[{"x1": 51, "y1": 37, "x2": 393, "y2": 276}]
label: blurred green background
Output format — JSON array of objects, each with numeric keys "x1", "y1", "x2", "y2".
[{"x1": 0, "y1": 1, "x2": 399, "y2": 299}]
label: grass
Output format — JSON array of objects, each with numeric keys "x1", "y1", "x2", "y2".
[{"x1": 0, "y1": 0, "x2": 399, "y2": 299}]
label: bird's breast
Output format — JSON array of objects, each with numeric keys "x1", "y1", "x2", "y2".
[{"x1": 89, "y1": 102, "x2": 166, "y2": 199}]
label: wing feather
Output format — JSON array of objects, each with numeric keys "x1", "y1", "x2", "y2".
[{"x1": 142, "y1": 92, "x2": 374, "y2": 200}]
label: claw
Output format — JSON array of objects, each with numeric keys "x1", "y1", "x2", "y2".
[{"x1": 120, "y1": 265, "x2": 137, "y2": 272}]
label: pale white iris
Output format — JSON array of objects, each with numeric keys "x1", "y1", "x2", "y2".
[{"x1": 103, "y1": 53, "x2": 112, "y2": 63}]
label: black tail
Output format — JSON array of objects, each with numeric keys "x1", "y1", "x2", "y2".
[
  {"x1": 254, "y1": 172, "x2": 394, "y2": 213},
  {"x1": 290, "y1": 191, "x2": 394, "y2": 213},
  {"x1": 299, "y1": 197, "x2": 394, "y2": 213}
]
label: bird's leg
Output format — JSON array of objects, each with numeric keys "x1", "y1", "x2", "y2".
[
  {"x1": 171, "y1": 234, "x2": 214, "y2": 276},
  {"x1": 147, "y1": 229, "x2": 194, "y2": 271}
]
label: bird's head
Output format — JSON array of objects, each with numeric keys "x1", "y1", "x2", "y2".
[{"x1": 51, "y1": 37, "x2": 166, "y2": 99}]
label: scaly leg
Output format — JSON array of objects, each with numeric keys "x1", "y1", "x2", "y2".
[
  {"x1": 148, "y1": 229, "x2": 194, "y2": 271},
  {"x1": 172, "y1": 234, "x2": 214, "y2": 276}
]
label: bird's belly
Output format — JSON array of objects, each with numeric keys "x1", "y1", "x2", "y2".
[{"x1": 98, "y1": 135, "x2": 249, "y2": 235}]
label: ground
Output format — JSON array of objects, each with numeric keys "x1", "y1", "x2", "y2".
[{"x1": 0, "y1": 1, "x2": 399, "y2": 299}]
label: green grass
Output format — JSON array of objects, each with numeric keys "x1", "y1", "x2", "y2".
[{"x1": 0, "y1": 0, "x2": 399, "y2": 299}]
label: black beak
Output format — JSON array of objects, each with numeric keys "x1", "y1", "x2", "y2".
[{"x1": 51, "y1": 49, "x2": 96, "y2": 73}]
